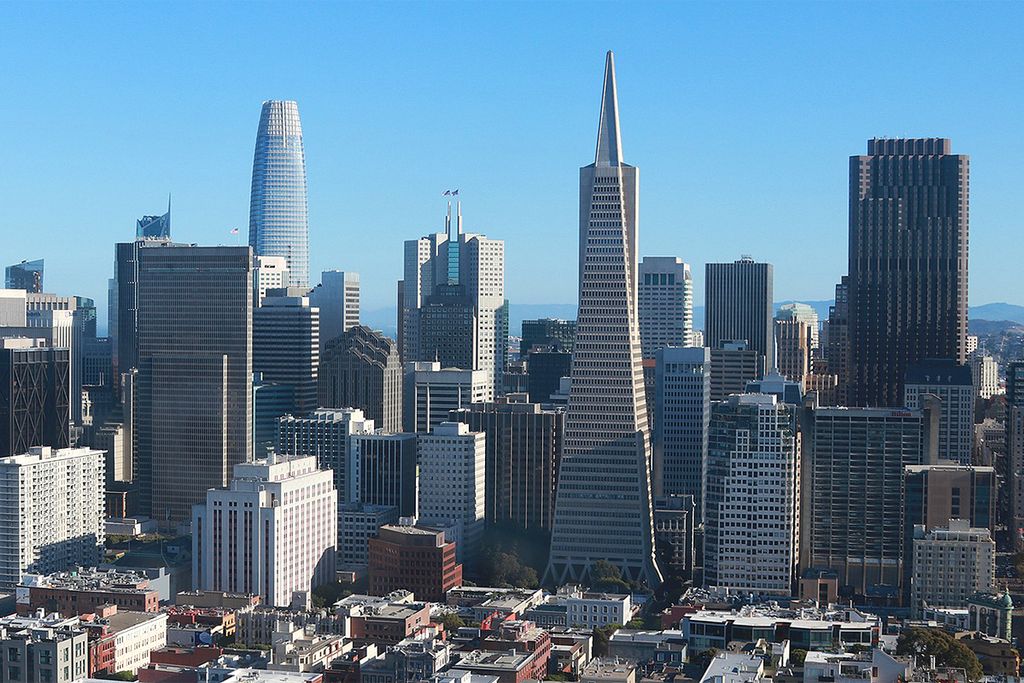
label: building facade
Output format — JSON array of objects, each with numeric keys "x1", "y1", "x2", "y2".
[
  {"x1": 309, "y1": 270, "x2": 360, "y2": 348},
  {"x1": 192, "y1": 454, "x2": 337, "y2": 607},
  {"x1": 248, "y1": 100, "x2": 310, "y2": 289},
  {"x1": 903, "y1": 358, "x2": 974, "y2": 465},
  {"x1": 546, "y1": 52, "x2": 662, "y2": 586},
  {"x1": 253, "y1": 293, "x2": 319, "y2": 419},
  {"x1": 368, "y1": 526, "x2": 462, "y2": 602},
  {"x1": 705, "y1": 258, "x2": 774, "y2": 372},
  {"x1": 348, "y1": 432, "x2": 418, "y2": 517},
  {"x1": 638, "y1": 257, "x2": 693, "y2": 358},
  {"x1": 0, "y1": 338, "x2": 70, "y2": 457},
  {"x1": 910, "y1": 519, "x2": 994, "y2": 617},
  {"x1": 405, "y1": 362, "x2": 491, "y2": 434},
  {"x1": 319, "y1": 325, "x2": 403, "y2": 433},
  {"x1": 846, "y1": 138, "x2": 969, "y2": 407},
  {"x1": 704, "y1": 394, "x2": 798, "y2": 596}
]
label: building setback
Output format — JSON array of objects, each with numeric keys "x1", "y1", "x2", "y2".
[
  {"x1": 309, "y1": 270, "x2": 360, "y2": 347},
  {"x1": 319, "y1": 325, "x2": 403, "y2": 433},
  {"x1": 546, "y1": 52, "x2": 662, "y2": 586},
  {"x1": 450, "y1": 398, "x2": 565, "y2": 531},
  {"x1": 846, "y1": 138, "x2": 969, "y2": 407},
  {"x1": 192, "y1": 454, "x2": 336, "y2": 607}
]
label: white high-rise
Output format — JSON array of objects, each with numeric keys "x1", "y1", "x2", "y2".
[
  {"x1": 546, "y1": 52, "x2": 662, "y2": 586},
  {"x1": 253, "y1": 255, "x2": 290, "y2": 307},
  {"x1": 192, "y1": 453, "x2": 337, "y2": 608},
  {"x1": 703, "y1": 394, "x2": 798, "y2": 596},
  {"x1": 638, "y1": 257, "x2": 693, "y2": 358},
  {"x1": 0, "y1": 446, "x2": 105, "y2": 590},
  {"x1": 417, "y1": 421, "x2": 486, "y2": 563}
]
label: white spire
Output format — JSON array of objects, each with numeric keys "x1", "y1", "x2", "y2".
[{"x1": 594, "y1": 51, "x2": 623, "y2": 167}]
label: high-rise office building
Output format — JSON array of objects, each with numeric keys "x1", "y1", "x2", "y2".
[
  {"x1": 0, "y1": 290, "x2": 26, "y2": 327},
  {"x1": 192, "y1": 454, "x2": 336, "y2": 607},
  {"x1": 653, "y1": 347, "x2": 710, "y2": 518},
  {"x1": 135, "y1": 245, "x2": 253, "y2": 526},
  {"x1": 970, "y1": 354, "x2": 1000, "y2": 400},
  {"x1": 450, "y1": 398, "x2": 565, "y2": 531},
  {"x1": 525, "y1": 348, "x2": 572, "y2": 405},
  {"x1": 801, "y1": 395, "x2": 938, "y2": 597},
  {"x1": 520, "y1": 319, "x2": 576, "y2": 356},
  {"x1": 1006, "y1": 362, "x2": 1024, "y2": 541},
  {"x1": 278, "y1": 407, "x2": 373, "y2": 516},
  {"x1": 405, "y1": 361, "x2": 491, "y2": 434},
  {"x1": 709, "y1": 341, "x2": 761, "y2": 402},
  {"x1": 705, "y1": 258, "x2": 774, "y2": 372},
  {"x1": 23, "y1": 295, "x2": 82, "y2": 423},
  {"x1": 638, "y1": 257, "x2": 693, "y2": 358},
  {"x1": 253, "y1": 292, "x2": 319, "y2": 418},
  {"x1": 253, "y1": 255, "x2": 289, "y2": 307},
  {"x1": 248, "y1": 100, "x2": 310, "y2": 289},
  {"x1": 5, "y1": 259, "x2": 44, "y2": 293},
  {"x1": 903, "y1": 359, "x2": 974, "y2": 465},
  {"x1": 846, "y1": 139, "x2": 969, "y2": 407},
  {"x1": 136, "y1": 204, "x2": 171, "y2": 239},
  {"x1": 546, "y1": 52, "x2": 661, "y2": 586},
  {"x1": 774, "y1": 303, "x2": 818, "y2": 387},
  {"x1": 398, "y1": 204, "x2": 506, "y2": 392},
  {"x1": 704, "y1": 394, "x2": 798, "y2": 596},
  {"x1": 417, "y1": 421, "x2": 486, "y2": 564},
  {"x1": 0, "y1": 446, "x2": 105, "y2": 590},
  {"x1": 309, "y1": 271, "x2": 360, "y2": 348},
  {"x1": 824, "y1": 277, "x2": 850, "y2": 407},
  {"x1": 0, "y1": 338, "x2": 70, "y2": 457},
  {"x1": 319, "y1": 325, "x2": 403, "y2": 432},
  {"x1": 348, "y1": 432, "x2": 418, "y2": 516}
]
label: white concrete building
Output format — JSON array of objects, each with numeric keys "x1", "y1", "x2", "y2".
[
  {"x1": 970, "y1": 354, "x2": 1000, "y2": 399},
  {"x1": 565, "y1": 591, "x2": 632, "y2": 629},
  {"x1": 638, "y1": 257, "x2": 693, "y2": 358},
  {"x1": 254, "y1": 255, "x2": 290, "y2": 307},
  {"x1": 406, "y1": 362, "x2": 491, "y2": 434},
  {"x1": 704, "y1": 394, "x2": 799, "y2": 596},
  {"x1": 0, "y1": 613, "x2": 90, "y2": 683},
  {"x1": 904, "y1": 359, "x2": 975, "y2": 465},
  {"x1": 911, "y1": 519, "x2": 995, "y2": 617},
  {"x1": 105, "y1": 610, "x2": 169, "y2": 673},
  {"x1": 192, "y1": 454, "x2": 337, "y2": 608},
  {"x1": 417, "y1": 422, "x2": 485, "y2": 563},
  {"x1": 0, "y1": 446, "x2": 105, "y2": 590},
  {"x1": 309, "y1": 270, "x2": 360, "y2": 348}
]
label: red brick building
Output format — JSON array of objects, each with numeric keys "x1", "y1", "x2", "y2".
[{"x1": 367, "y1": 526, "x2": 461, "y2": 602}]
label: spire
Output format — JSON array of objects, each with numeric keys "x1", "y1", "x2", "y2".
[{"x1": 594, "y1": 50, "x2": 623, "y2": 167}]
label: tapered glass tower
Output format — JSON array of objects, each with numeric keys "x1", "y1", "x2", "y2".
[
  {"x1": 248, "y1": 100, "x2": 310, "y2": 289},
  {"x1": 545, "y1": 52, "x2": 662, "y2": 586}
]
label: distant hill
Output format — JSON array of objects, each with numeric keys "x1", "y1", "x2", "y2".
[
  {"x1": 968, "y1": 319, "x2": 1024, "y2": 335},
  {"x1": 360, "y1": 300, "x2": 1024, "y2": 340}
]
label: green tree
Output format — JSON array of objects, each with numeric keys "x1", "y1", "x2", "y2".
[
  {"x1": 790, "y1": 649, "x2": 808, "y2": 667},
  {"x1": 438, "y1": 613, "x2": 465, "y2": 632},
  {"x1": 311, "y1": 581, "x2": 352, "y2": 609},
  {"x1": 592, "y1": 623, "x2": 622, "y2": 657},
  {"x1": 895, "y1": 628, "x2": 984, "y2": 681},
  {"x1": 478, "y1": 547, "x2": 539, "y2": 588},
  {"x1": 590, "y1": 560, "x2": 631, "y2": 593},
  {"x1": 697, "y1": 648, "x2": 720, "y2": 670}
]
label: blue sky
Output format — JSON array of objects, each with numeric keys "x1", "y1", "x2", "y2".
[{"x1": 2, "y1": 2, "x2": 1022, "y2": 330}]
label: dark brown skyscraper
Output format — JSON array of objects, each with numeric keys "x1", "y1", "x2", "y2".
[{"x1": 847, "y1": 138, "x2": 969, "y2": 407}]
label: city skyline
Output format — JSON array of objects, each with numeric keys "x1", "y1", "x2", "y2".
[{"x1": 3, "y1": 3, "x2": 1023, "y2": 326}]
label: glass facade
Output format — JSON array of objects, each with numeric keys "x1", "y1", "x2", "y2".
[{"x1": 248, "y1": 100, "x2": 310, "y2": 288}]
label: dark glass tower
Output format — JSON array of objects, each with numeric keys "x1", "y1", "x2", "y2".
[{"x1": 847, "y1": 138, "x2": 969, "y2": 407}]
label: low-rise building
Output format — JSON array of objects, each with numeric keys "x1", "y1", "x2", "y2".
[
  {"x1": 955, "y1": 633, "x2": 1020, "y2": 677},
  {"x1": 564, "y1": 591, "x2": 632, "y2": 629},
  {"x1": 910, "y1": 520, "x2": 995, "y2": 617},
  {"x1": 548, "y1": 628, "x2": 593, "y2": 676},
  {"x1": 607, "y1": 629, "x2": 687, "y2": 667},
  {"x1": 802, "y1": 650, "x2": 912, "y2": 683},
  {"x1": 368, "y1": 526, "x2": 462, "y2": 602},
  {"x1": 81, "y1": 606, "x2": 168, "y2": 675},
  {"x1": 235, "y1": 607, "x2": 348, "y2": 648},
  {"x1": 681, "y1": 605, "x2": 879, "y2": 653},
  {"x1": 269, "y1": 630, "x2": 350, "y2": 674},
  {"x1": 580, "y1": 658, "x2": 637, "y2": 683},
  {"x1": 0, "y1": 612, "x2": 89, "y2": 683},
  {"x1": 17, "y1": 567, "x2": 161, "y2": 616},
  {"x1": 342, "y1": 597, "x2": 432, "y2": 647},
  {"x1": 452, "y1": 648, "x2": 546, "y2": 683},
  {"x1": 359, "y1": 627, "x2": 451, "y2": 683},
  {"x1": 699, "y1": 652, "x2": 765, "y2": 683},
  {"x1": 967, "y1": 590, "x2": 1014, "y2": 641}
]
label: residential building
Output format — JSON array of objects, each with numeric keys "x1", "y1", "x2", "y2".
[
  {"x1": 0, "y1": 446, "x2": 105, "y2": 590},
  {"x1": 638, "y1": 257, "x2": 693, "y2": 358},
  {"x1": 652, "y1": 347, "x2": 710, "y2": 516},
  {"x1": 359, "y1": 628, "x2": 452, "y2": 683},
  {"x1": 5, "y1": 259, "x2": 44, "y2": 293},
  {"x1": 17, "y1": 567, "x2": 160, "y2": 616},
  {"x1": 800, "y1": 397, "x2": 938, "y2": 597},
  {"x1": 904, "y1": 359, "x2": 974, "y2": 464},
  {"x1": 405, "y1": 362, "x2": 490, "y2": 434},
  {"x1": 417, "y1": 422, "x2": 485, "y2": 562},
  {"x1": 910, "y1": 519, "x2": 994, "y2": 617},
  {"x1": 134, "y1": 245, "x2": 252, "y2": 526},
  {"x1": 704, "y1": 394, "x2": 798, "y2": 596},
  {"x1": 709, "y1": 341, "x2": 761, "y2": 402},
  {"x1": 248, "y1": 100, "x2": 310, "y2": 289},
  {"x1": 705, "y1": 258, "x2": 773, "y2": 373},
  {"x1": 192, "y1": 454, "x2": 337, "y2": 607},
  {"x1": 83, "y1": 607, "x2": 169, "y2": 675},
  {"x1": 546, "y1": 52, "x2": 662, "y2": 587},
  {"x1": 450, "y1": 398, "x2": 564, "y2": 530},
  {"x1": 319, "y1": 325, "x2": 402, "y2": 432},
  {"x1": 846, "y1": 139, "x2": 969, "y2": 407},
  {"x1": 0, "y1": 338, "x2": 70, "y2": 456},
  {"x1": 348, "y1": 432, "x2": 418, "y2": 516},
  {"x1": 0, "y1": 613, "x2": 89, "y2": 683},
  {"x1": 367, "y1": 526, "x2": 462, "y2": 602},
  {"x1": 254, "y1": 293, "x2": 319, "y2": 418},
  {"x1": 308, "y1": 271, "x2": 360, "y2": 347}
]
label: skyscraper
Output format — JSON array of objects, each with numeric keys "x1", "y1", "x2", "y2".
[
  {"x1": 253, "y1": 291, "x2": 319, "y2": 418},
  {"x1": 319, "y1": 325, "x2": 403, "y2": 432},
  {"x1": 546, "y1": 52, "x2": 662, "y2": 586},
  {"x1": 846, "y1": 138, "x2": 969, "y2": 407},
  {"x1": 309, "y1": 271, "x2": 360, "y2": 347},
  {"x1": 248, "y1": 100, "x2": 310, "y2": 289},
  {"x1": 134, "y1": 246, "x2": 253, "y2": 526},
  {"x1": 638, "y1": 256, "x2": 693, "y2": 358},
  {"x1": 0, "y1": 338, "x2": 70, "y2": 457},
  {"x1": 705, "y1": 258, "x2": 774, "y2": 371},
  {"x1": 653, "y1": 347, "x2": 710, "y2": 516},
  {"x1": 903, "y1": 359, "x2": 974, "y2": 465},
  {"x1": 5, "y1": 259, "x2": 44, "y2": 293}
]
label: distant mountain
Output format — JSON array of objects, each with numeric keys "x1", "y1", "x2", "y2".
[
  {"x1": 968, "y1": 319, "x2": 1024, "y2": 335},
  {"x1": 360, "y1": 300, "x2": 1024, "y2": 340}
]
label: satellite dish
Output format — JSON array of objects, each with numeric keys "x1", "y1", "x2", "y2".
[{"x1": 198, "y1": 632, "x2": 214, "y2": 645}]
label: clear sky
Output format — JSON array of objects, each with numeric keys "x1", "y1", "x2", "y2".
[{"x1": 2, "y1": 1, "x2": 1022, "y2": 330}]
